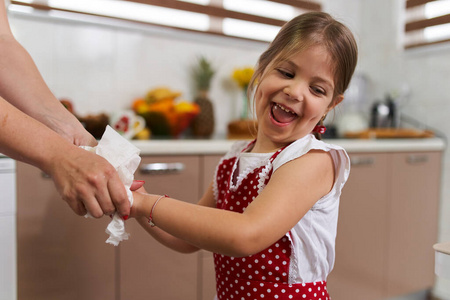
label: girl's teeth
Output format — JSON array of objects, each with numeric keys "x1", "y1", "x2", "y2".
[
  {"x1": 271, "y1": 103, "x2": 298, "y2": 123},
  {"x1": 277, "y1": 104, "x2": 293, "y2": 114}
]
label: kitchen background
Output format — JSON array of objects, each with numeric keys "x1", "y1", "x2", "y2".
[{"x1": 7, "y1": 0, "x2": 450, "y2": 297}]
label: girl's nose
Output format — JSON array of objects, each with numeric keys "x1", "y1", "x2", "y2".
[{"x1": 283, "y1": 84, "x2": 304, "y2": 102}]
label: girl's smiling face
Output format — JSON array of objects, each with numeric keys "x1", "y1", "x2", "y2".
[{"x1": 253, "y1": 45, "x2": 343, "y2": 152}]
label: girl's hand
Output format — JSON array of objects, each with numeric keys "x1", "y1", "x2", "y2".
[
  {"x1": 130, "y1": 184, "x2": 150, "y2": 219},
  {"x1": 130, "y1": 180, "x2": 145, "y2": 192}
]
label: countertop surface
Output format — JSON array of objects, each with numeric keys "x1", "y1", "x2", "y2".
[
  {"x1": 132, "y1": 137, "x2": 446, "y2": 155},
  {"x1": 1, "y1": 137, "x2": 445, "y2": 158}
]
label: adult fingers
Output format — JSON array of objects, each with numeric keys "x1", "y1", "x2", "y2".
[
  {"x1": 92, "y1": 179, "x2": 117, "y2": 216},
  {"x1": 64, "y1": 196, "x2": 88, "y2": 216},
  {"x1": 107, "y1": 174, "x2": 130, "y2": 217},
  {"x1": 79, "y1": 193, "x2": 105, "y2": 218}
]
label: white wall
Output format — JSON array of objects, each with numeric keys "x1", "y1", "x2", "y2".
[
  {"x1": 8, "y1": 10, "x2": 267, "y2": 136},
  {"x1": 8, "y1": 0, "x2": 450, "y2": 297}
]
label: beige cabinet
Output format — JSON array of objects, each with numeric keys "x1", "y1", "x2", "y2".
[
  {"x1": 16, "y1": 162, "x2": 116, "y2": 300},
  {"x1": 16, "y1": 150, "x2": 441, "y2": 300},
  {"x1": 16, "y1": 154, "x2": 220, "y2": 300},
  {"x1": 387, "y1": 152, "x2": 441, "y2": 295},
  {"x1": 327, "y1": 151, "x2": 441, "y2": 300},
  {"x1": 327, "y1": 153, "x2": 389, "y2": 299},
  {"x1": 120, "y1": 155, "x2": 200, "y2": 300},
  {"x1": 120, "y1": 154, "x2": 222, "y2": 300}
]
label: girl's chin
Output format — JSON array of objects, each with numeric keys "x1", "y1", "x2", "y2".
[{"x1": 260, "y1": 123, "x2": 311, "y2": 142}]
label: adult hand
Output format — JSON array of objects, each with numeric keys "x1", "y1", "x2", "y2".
[{"x1": 47, "y1": 146, "x2": 130, "y2": 218}]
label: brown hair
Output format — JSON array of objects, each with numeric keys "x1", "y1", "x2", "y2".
[{"x1": 248, "y1": 11, "x2": 358, "y2": 108}]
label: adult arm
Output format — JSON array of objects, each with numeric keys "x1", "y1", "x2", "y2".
[
  {"x1": 0, "y1": 3, "x2": 130, "y2": 217},
  {"x1": 0, "y1": 2, "x2": 92, "y2": 146},
  {"x1": 0, "y1": 97, "x2": 130, "y2": 217}
]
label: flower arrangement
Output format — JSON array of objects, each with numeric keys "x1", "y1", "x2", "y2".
[
  {"x1": 231, "y1": 66, "x2": 254, "y2": 120},
  {"x1": 232, "y1": 67, "x2": 254, "y2": 89}
]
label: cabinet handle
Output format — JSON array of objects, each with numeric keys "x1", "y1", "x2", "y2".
[
  {"x1": 350, "y1": 157, "x2": 375, "y2": 166},
  {"x1": 140, "y1": 162, "x2": 185, "y2": 175},
  {"x1": 406, "y1": 155, "x2": 428, "y2": 164}
]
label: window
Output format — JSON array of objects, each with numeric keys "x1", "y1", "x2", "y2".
[
  {"x1": 9, "y1": 0, "x2": 322, "y2": 43},
  {"x1": 405, "y1": 0, "x2": 450, "y2": 49}
]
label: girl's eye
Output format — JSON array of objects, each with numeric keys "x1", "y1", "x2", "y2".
[
  {"x1": 311, "y1": 86, "x2": 326, "y2": 96},
  {"x1": 276, "y1": 68, "x2": 294, "y2": 78}
]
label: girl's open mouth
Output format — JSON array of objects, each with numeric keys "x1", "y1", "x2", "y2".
[{"x1": 270, "y1": 102, "x2": 298, "y2": 124}]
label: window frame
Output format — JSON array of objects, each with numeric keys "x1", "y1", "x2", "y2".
[
  {"x1": 9, "y1": 0, "x2": 322, "y2": 43},
  {"x1": 404, "y1": 0, "x2": 450, "y2": 49}
]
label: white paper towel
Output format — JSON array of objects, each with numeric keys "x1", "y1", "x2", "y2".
[{"x1": 81, "y1": 125, "x2": 141, "y2": 246}]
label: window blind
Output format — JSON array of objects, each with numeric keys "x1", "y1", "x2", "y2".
[
  {"x1": 9, "y1": 0, "x2": 322, "y2": 43},
  {"x1": 405, "y1": 0, "x2": 450, "y2": 49}
]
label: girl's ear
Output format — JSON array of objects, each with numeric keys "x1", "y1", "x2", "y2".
[{"x1": 327, "y1": 94, "x2": 344, "y2": 112}]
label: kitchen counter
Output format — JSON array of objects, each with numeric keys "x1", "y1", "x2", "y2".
[{"x1": 132, "y1": 137, "x2": 446, "y2": 155}]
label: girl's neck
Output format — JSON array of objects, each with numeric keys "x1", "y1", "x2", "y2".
[{"x1": 250, "y1": 139, "x2": 285, "y2": 154}]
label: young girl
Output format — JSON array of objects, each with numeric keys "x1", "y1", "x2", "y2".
[{"x1": 131, "y1": 11, "x2": 358, "y2": 300}]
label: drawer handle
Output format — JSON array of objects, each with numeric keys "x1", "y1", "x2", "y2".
[
  {"x1": 350, "y1": 157, "x2": 375, "y2": 166},
  {"x1": 140, "y1": 162, "x2": 185, "y2": 175},
  {"x1": 407, "y1": 155, "x2": 428, "y2": 164}
]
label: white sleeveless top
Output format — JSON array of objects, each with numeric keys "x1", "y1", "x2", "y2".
[{"x1": 218, "y1": 134, "x2": 350, "y2": 283}]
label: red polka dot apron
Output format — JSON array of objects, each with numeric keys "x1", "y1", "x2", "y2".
[{"x1": 214, "y1": 144, "x2": 330, "y2": 300}]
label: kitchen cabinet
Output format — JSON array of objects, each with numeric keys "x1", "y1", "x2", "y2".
[
  {"x1": 120, "y1": 155, "x2": 200, "y2": 300},
  {"x1": 387, "y1": 152, "x2": 441, "y2": 295},
  {"x1": 16, "y1": 154, "x2": 221, "y2": 300},
  {"x1": 16, "y1": 162, "x2": 116, "y2": 300},
  {"x1": 120, "y1": 154, "x2": 222, "y2": 300},
  {"x1": 327, "y1": 151, "x2": 441, "y2": 299},
  {"x1": 15, "y1": 146, "x2": 442, "y2": 300}
]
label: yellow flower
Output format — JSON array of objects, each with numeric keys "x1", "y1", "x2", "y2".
[{"x1": 232, "y1": 67, "x2": 254, "y2": 89}]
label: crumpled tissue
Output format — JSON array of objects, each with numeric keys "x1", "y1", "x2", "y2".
[{"x1": 80, "y1": 125, "x2": 141, "y2": 246}]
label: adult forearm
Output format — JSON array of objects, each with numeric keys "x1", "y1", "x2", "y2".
[
  {"x1": 0, "y1": 97, "x2": 74, "y2": 171},
  {"x1": 1, "y1": 97, "x2": 131, "y2": 217},
  {"x1": 0, "y1": 34, "x2": 92, "y2": 145}
]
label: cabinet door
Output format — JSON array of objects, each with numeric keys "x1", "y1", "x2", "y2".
[
  {"x1": 386, "y1": 151, "x2": 441, "y2": 296},
  {"x1": 16, "y1": 162, "x2": 115, "y2": 300},
  {"x1": 120, "y1": 156, "x2": 200, "y2": 300},
  {"x1": 327, "y1": 153, "x2": 389, "y2": 300}
]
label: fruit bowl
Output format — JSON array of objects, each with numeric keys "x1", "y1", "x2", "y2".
[{"x1": 132, "y1": 88, "x2": 200, "y2": 138}]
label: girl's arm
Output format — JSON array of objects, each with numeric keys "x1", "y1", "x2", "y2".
[
  {"x1": 131, "y1": 150, "x2": 335, "y2": 257},
  {"x1": 134, "y1": 181, "x2": 216, "y2": 254}
]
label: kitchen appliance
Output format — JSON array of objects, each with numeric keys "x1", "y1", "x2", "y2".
[
  {"x1": 0, "y1": 156, "x2": 17, "y2": 300},
  {"x1": 370, "y1": 95, "x2": 398, "y2": 128},
  {"x1": 335, "y1": 73, "x2": 369, "y2": 137}
]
